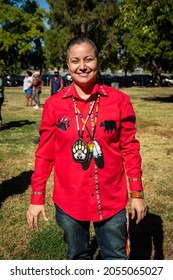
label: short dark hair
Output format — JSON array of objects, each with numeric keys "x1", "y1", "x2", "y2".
[
  {"x1": 26, "y1": 70, "x2": 32, "y2": 76},
  {"x1": 54, "y1": 71, "x2": 59, "y2": 76},
  {"x1": 66, "y1": 35, "x2": 99, "y2": 61}
]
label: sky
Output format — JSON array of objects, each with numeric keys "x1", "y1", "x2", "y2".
[
  {"x1": 37, "y1": 0, "x2": 49, "y2": 11},
  {"x1": 37, "y1": 0, "x2": 50, "y2": 28}
]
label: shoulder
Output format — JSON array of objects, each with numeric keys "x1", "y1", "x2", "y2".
[
  {"x1": 102, "y1": 84, "x2": 131, "y2": 102},
  {"x1": 101, "y1": 84, "x2": 135, "y2": 117}
]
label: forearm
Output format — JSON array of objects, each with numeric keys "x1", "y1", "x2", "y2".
[{"x1": 31, "y1": 156, "x2": 54, "y2": 204}]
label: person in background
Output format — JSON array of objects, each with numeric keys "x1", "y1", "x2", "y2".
[
  {"x1": 23, "y1": 70, "x2": 33, "y2": 107},
  {"x1": 32, "y1": 72, "x2": 63, "y2": 144},
  {"x1": 32, "y1": 72, "x2": 42, "y2": 109},
  {"x1": 50, "y1": 71, "x2": 64, "y2": 96},
  {"x1": 27, "y1": 36, "x2": 147, "y2": 260},
  {"x1": 0, "y1": 70, "x2": 4, "y2": 130}
]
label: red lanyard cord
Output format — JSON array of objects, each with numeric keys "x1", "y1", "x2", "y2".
[{"x1": 72, "y1": 94, "x2": 100, "y2": 140}]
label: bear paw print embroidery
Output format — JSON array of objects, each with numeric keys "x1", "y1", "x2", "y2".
[{"x1": 72, "y1": 138, "x2": 89, "y2": 162}]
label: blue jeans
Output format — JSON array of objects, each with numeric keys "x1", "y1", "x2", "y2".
[
  {"x1": 24, "y1": 88, "x2": 32, "y2": 95},
  {"x1": 55, "y1": 204, "x2": 128, "y2": 260}
]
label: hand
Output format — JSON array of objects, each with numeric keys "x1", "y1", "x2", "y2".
[
  {"x1": 27, "y1": 204, "x2": 48, "y2": 230},
  {"x1": 131, "y1": 198, "x2": 148, "y2": 224}
]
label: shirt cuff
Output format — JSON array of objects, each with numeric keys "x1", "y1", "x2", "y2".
[
  {"x1": 128, "y1": 177, "x2": 143, "y2": 191},
  {"x1": 30, "y1": 193, "x2": 45, "y2": 204}
]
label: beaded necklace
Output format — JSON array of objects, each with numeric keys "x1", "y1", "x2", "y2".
[{"x1": 71, "y1": 94, "x2": 104, "y2": 169}]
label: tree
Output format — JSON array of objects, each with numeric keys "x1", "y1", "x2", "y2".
[
  {"x1": 116, "y1": 0, "x2": 173, "y2": 82},
  {"x1": 0, "y1": 0, "x2": 46, "y2": 74},
  {"x1": 44, "y1": 0, "x2": 121, "y2": 71}
]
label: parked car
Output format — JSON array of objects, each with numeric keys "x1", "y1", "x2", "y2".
[
  {"x1": 161, "y1": 75, "x2": 173, "y2": 87},
  {"x1": 3, "y1": 75, "x2": 25, "y2": 86},
  {"x1": 14, "y1": 75, "x2": 25, "y2": 86},
  {"x1": 41, "y1": 74, "x2": 54, "y2": 86},
  {"x1": 130, "y1": 74, "x2": 154, "y2": 87},
  {"x1": 134, "y1": 67, "x2": 144, "y2": 73},
  {"x1": 62, "y1": 72, "x2": 73, "y2": 86},
  {"x1": 3, "y1": 75, "x2": 18, "y2": 86},
  {"x1": 98, "y1": 73, "x2": 134, "y2": 88},
  {"x1": 98, "y1": 73, "x2": 116, "y2": 86},
  {"x1": 116, "y1": 75, "x2": 134, "y2": 88}
]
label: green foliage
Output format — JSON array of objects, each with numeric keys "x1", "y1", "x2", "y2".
[
  {"x1": 0, "y1": 0, "x2": 46, "y2": 73},
  {"x1": 45, "y1": 0, "x2": 120, "y2": 71},
  {"x1": 0, "y1": 0, "x2": 173, "y2": 75},
  {"x1": 116, "y1": 0, "x2": 173, "y2": 74},
  {"x1": 44, "y1": 26, "x2": 71, "y2": 69}
]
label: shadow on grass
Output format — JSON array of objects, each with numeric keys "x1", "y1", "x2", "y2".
[
  {"x1": 1, "y1": 120, "x2": 36, "y2": 130},
  {"x1": 142, "y1": 95, "x2": 173, "y2": 103},
  {"x1": 91, "y1": 212, "x2": 164, "y2": 260},
  {"x1": 0, "y1": 170, "x2": 33, "y2": 208},
  {"x1": 129, "y1": 212, "x2": 164, "y2": 260}
]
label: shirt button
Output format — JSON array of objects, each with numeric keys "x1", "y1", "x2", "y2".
[
  {"x1": 89, "y1": 174, "x2": 92, "y2": 178},
  {"x1": 91, "y1": 193, "x2": 94, "y2": 196},
  {"x1": 86, "y1": 135, "x2": 89, "y2": 138}
]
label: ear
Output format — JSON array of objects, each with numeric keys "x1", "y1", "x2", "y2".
[{"x1": 66, "y1": 60, "x2": 69, "y2": 69}]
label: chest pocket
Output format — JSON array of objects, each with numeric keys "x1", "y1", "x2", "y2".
[{"x1": 97, "y1": 112, "x2": 120, "y2": 143}]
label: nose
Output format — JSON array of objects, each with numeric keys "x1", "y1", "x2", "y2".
[{"x1": 79, "y1": 60, "x2": 87, "y2": 70}]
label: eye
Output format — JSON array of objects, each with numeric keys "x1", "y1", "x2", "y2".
[
  {"x1": 70, "y1": 59, "x2": 79, "y2": 64},
  {"x1": 85, "y1": 57, "x2": 94, "y2": 62}
]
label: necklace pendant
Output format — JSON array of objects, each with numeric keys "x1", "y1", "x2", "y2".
[
  {"x1": 72, "y1": 138, "x2": 89, "y2": 163},
  {"x1": 82, "y1": 140, "x2": 93, "y2": 170},
  {"x1": 82, "y1": 155, "x2": 92, "y2": 170},
  {"x1": 93, "y1": 140, "x2": 104, "y2": 169}
]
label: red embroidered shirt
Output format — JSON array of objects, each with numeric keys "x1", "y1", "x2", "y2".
[{"x1": 31, "y1": 83, "x2": 143, "y2": 222}]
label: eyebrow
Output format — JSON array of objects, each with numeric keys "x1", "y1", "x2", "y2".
[{"x1": 70, "y1": 55, "x2": 96, "y2": 59}]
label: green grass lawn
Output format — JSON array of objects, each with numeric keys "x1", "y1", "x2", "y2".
[{"x1": 0, "y1": 86, "x2": 173, "y2": 260}]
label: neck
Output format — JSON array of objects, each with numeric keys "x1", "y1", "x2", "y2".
[{"x1": 75, "y1": 83, "x2": 95, "y2": 99}]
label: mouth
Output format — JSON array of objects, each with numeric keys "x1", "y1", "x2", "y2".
[
  {"x1": 77, "y1": 72, "x2": 90, "y2": 77},
  {"x1": 77, "y1": 72, "x2": 90, "y2": 78}
]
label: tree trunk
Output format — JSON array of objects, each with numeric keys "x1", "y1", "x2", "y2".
[{"x1": 151, "y1": 59, "x2": 162, "y2": 86}]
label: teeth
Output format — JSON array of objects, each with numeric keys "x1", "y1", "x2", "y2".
[{"x1": 79, "y1": 73, "x2": 88, "y2": 76}]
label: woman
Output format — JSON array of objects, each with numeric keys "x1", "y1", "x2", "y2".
[
  {"x1": 32, "y1": 72, "x2": 42, "y2": 109},
  {"x1": 23, "y1": 70, "x2": 33, "y2": 106},
  {"x1": 27, "y1": 36, "x2": 147, "y2": 260}
]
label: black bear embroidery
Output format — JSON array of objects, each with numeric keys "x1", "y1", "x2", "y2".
[
  {"x1": 56, "y1": 117, "x2": 70, "y2": 131},
  {"x1": 100, "y1": 120, "x2": 116, "y2": 133}
]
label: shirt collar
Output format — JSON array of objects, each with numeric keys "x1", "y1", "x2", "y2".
[{"x1": 62, "y1": 82, "x2": 108, "y2": 99}]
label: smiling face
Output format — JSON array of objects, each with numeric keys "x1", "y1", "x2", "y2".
[{"x1": 67, "y1": 42, "x2": 99, "y2": 89}]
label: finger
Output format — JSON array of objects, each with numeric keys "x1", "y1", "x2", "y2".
[
  {"x1": 28, "y1": 216, "x2": 34, "y2": 230},
  {"x1": 145, "y1": 206, "x2": 148, "y2": 215},
  {"x1": 42, "y1": 208, "x2": 48, "y2": 222},
  {"x1": 136, "y1": 210, "x2": 147, "y2": 224},
  {"x1": 136, "y1": 212, "x2": 142, "y2": 224},
  {"x1": 27, "y1": 211, "x2": 36, "y2": 230},
  {"x1": 33, "y1": 215, "x2": 39, "y2": 230},
  {"x1": 141, "y1": 206, "x2": 148, "y2": 219},
  {"x1": 27, "y1": 212, "x2": 32, "y2": 229},
  {"x1": 131, "y1": 208, "x2": 136, "y2": 220}
]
